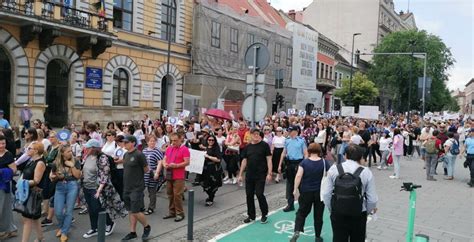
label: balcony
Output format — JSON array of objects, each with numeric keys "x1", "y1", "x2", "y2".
[
  {"x1": 0, "y1": 0, "x2": 115, "y2": 57},
  {"x1": 317, "y1": 78, "x2": 337, "y2": 93}
]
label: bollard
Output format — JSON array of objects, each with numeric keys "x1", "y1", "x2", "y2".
[
  {"x1": 187, "y1": 190, "x2": 194, "y2": 241},
  {"x1": 98, "y1": 211, "x2": 106, "y2": 242}
]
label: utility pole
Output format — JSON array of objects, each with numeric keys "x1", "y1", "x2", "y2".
[{"x1": 349, "y1": 33, "x2": 361, "y2": 105}]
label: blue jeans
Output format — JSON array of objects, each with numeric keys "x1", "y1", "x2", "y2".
[
  {"x1": 83, "y1": 188, "x2": 113, "y2": 230},
  {"x1": 54, "y1": 180, "x2": 79, "y2": 235},
  {"x1": 445, "y1": 154, "x2": 456, "y2": 177}
]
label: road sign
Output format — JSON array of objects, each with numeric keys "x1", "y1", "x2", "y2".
[
  {"x1": 246, "y1": 74, "x2": 265, "y2": 84},
  {"x1": 244, "y1": 42, "x2": 270, "y2": 73},
  {"x1": 242, "y1": 96, "x2": 267, "y2": 122},
  {"x1": 246, "y1": 84, "x2": 265, "y2": 94}
]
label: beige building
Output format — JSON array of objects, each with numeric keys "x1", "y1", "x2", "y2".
[
  {"x1": 302, "y1": 0, "x2": 416, "y2": 61},
  {"x1": 463, "y1": 79, "x2": 474, "y2": 114},
  {"x1": 0, "y1": 0, "x2": 193, "y2": 127}
]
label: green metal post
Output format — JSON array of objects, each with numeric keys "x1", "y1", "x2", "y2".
[{"x1": 406, "y1": 189, "x2": 417, "y2": 242}]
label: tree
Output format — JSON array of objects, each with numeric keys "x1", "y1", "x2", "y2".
[
  {"x1": 368, "y1": 29, "x2": 456, "y2": 113},
  {"x1": 334, "y1": 72, "x2": 379, "y2": 109}
]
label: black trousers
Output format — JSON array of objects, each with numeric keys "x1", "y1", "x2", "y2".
[
  {"x1": 294, "y1": 191, "x2": 325, "y2": 237},
  {"x1": 286, "y1": 161, "x2": 301, "y2": 207},
  {"x1": 467, "y1": 155, "x2": 474, "y2": 182},
  {"x1": 245, "y1": 178, "x2": 268, "y2": 219},
  {"x1": 331, "y1": 212, "x2": 367, "y2": 242}
]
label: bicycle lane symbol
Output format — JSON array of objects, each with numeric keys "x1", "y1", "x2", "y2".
[{"x1": 274, "y1": 220, "x2": 315, "y2": 238}]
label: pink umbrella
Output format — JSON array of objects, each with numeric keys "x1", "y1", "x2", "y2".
[{"x1": 205, "y1": 109, "x2": 232, "y2": 120}]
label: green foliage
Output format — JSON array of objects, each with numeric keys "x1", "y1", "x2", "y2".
[
  {"x1": 334, "y1": 72, "x2": 379, "y2": 107},
  {"x1": 368, "y1": 29, "x2": 456, "y2": 112}
]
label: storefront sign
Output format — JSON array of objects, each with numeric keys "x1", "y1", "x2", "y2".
[{"x1": 85, "y1": 67, "x2": 103, "y2": 89}]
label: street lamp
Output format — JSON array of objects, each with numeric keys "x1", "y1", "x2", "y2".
[
  {"x1": 349, "y1": 33, "x2": 361, "y2": 105},
  {"x1": 413, "y1": 53, "x2": 427, "y2": 117}
]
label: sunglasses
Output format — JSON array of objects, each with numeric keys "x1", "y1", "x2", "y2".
[{"x1": 207, "y1": 139, "x2": 215, "y2": 142}]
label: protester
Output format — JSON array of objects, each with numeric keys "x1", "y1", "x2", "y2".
[
  {"x1": 223, "y1": 126, "x2": 241, "y2": 184},
  {"x1": 271, "y1": 127, "x2": 285, "y2": 183},
  {"x1": 290, "y1": 143, "x2": 330, "y2": 242},
  {"x1": 461, "y1": 128, "x2": 474, "y2": 187},
  {"x1": 121, "y1": 135, "x2": 152, "y2": 240},
  {"x1": 50, "y1": 145, "x2": 81, "y2": 242},
  {"x1": 201, "y1": 135, "x2": 223, "y2": 206},
  {"x1": 278, "y1": 126, "x2": 308, "y2": 212},
  {"x1": 143, "y1": 135, "x2": 164, "y2": 215},
  {"x1": 424, "y1": 130, "x2": 441, "y2": 181},
  {"x1": 390, "y1": 128, "x2": 404, "y2": 179},
  {"x1": 161, "y1": 132, "x2": 190, "y2": 222},
  {"x1": 113, "y1": 135, "x2": 127, "y2": 199},
  {"x1": 322, "y1": 144, "x2": 378, "y2": 242},
  {"x1": 0, "y1": 135, "x2": 17, "y2": 240},
  {"x1": 0, "y1": 110, "x2": 11, "y2": 129},
  {"x1": 443, "y1": 132, "x2": 458, "y2": 180},
  {"x1": 41, "y1": 131, "x2": 61, "y2": 227},
  {"x1": 238, "y1": 128, "x2": 272, "y2": 224},
  {"x1": 377, "y1": 131, "x2": 392, "y2": 170}
]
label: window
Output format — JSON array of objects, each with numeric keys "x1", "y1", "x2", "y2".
[
  {"x1": 316, "y1": 61, "x2": 320, "y2": 78},
  {"x1": 261, "y1": 38, "x2": 268, "y2": 46},
  {"x1": 247, "y1": 33, "x2": 254, "y2": 47},
  {"x1": 211, "y1": 21, "x2": 221, "y2": 48},
  {"x1": 113, "y1": 0, "x2": 133, "y2": 31},
  {"x1": 274, "y1": 43, "x2": 281, "y2": 64},
  {"x1": 329, "y1": 66, "x2": 333, "y2": 79},
  {"x1": 161, "y1": 0, "x2": 176, "y2": 42},
  {"x1": 325, "y1": 64, "x2": 329, "y2": 78},
  {"x1": 113, "y1": 68, "x2": 129, "y2": 106},
  {"x1": 230, "y1": 28, "x2": 238, "y2": 53},
  {"x1": 286, "y1": 47, "x2": 292, "y2": 66}
]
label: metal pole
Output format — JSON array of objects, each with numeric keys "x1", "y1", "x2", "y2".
[
  {"x1": 408, "y1": 53, "x2": 413, "y2": 123},
  {"x1": 251, "y1": 45, "x2": 258, "y2": 128},
  {"x1": 187, "y1": 190, "x2": 195, "y2": 241},
  {"x1": 422, "y1": 54, "x2": 427, "y2": 117},
  {"x1": 349, "y1": 36, "x2": 355, "y2": 105},
  {"x1": 166, "y1": 0, "x2": 175, "y2": 76},
  {"x1": 97, "y1": 211, "x2": 106, "y2": 242}
]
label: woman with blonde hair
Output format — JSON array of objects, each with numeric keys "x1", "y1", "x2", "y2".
[
  {"x1": 15, "y1": 141, "x2": 46, "y2": 242},
  {"x1": 50, "y1": 145, "x2": 81, "y2": 241},
  {"x1": 223, "y1": 126, "x2": 241, "y2": 185}
]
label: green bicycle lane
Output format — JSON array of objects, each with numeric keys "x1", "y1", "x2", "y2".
[{"x1": 212, "y1": 205, "x2": 333, "y2": 242}]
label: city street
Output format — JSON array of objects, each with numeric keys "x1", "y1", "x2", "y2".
[{"x1": 6, "y1": 155, "x2": 473, "y2": 242}]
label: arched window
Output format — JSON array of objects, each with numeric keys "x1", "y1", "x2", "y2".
[{"x1": 113, "y1": 68, "x2": 129, "y2": 106}]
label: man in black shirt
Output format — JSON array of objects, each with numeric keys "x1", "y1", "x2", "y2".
[
  {"x1": 121, "y1": 135, "x2": 151, "y2": 241},
  {"x1": 238, "y1": 128, "x2": 272, "y2": 224}
]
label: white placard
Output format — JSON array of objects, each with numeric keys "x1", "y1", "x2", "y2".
[
  {"x1": 288, "y1": 108, "x2": 296, "y2": 115},
  {"x1": 311, "y1": 110, "x2": 319, "y2": 116},
  {"x1": 194, "y1": 123, "x2": 201, "y2": 132},
  {"x1": 286, "y1": 22, "x2": 318, "y2": 90},
  {"x1": 298, "y1": 110, "x2": 307, "y2": 117},
  {"x1": 168, "y1": 117, "x2": 178, "y2": 125},
  {"x1": 358, "y1": 105, "x2": 380, "y2": 120},
  {"x1": 279, "y1": 111, "x2": 286, "y2": 117},
  {"x1": 341, "y1": 106, "x2": 355, "y2": 117},
  {"x1": 141, "y1": 82, "x2": 153, "y2": 100},
  {"x1": 162, "y1": 110, "x2": 168, "y2": 117},
  {"x1": 186, "y1": 149, "x2": 206, "y2": 174}
]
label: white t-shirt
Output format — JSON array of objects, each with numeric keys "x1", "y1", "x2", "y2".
[
  {"x1": 272, "y1": 136, "x2": 286, "y2": 148},
  {"x1": 216, "y1": 136, "x2": 226, "y2": 152},
  {"x1": 314, "y1": 130, "x2": 327, "y2": 145},
  {"x1": 351, "y1": 134, "x2": 363, "y2": 145},
  {"x1": 444, "y1": 138, "x2": 458, "y2": 154},
  {"x1": 101, "y1": 141, "x2": 116, "y2": 157},
  {"x1": 379, "y1": 137, "x2": 392, "y2": 151}
]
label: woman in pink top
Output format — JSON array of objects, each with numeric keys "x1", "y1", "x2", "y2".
[
  {"x1": 391, "y1": 128, "x2": 404, "y2": 179},
  {"x1": 162, "y1": 132, "x2": 190, "y2": 222}
]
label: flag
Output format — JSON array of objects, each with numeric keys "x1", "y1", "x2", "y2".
[{"x1": 98, "y1": 0, "x2": 105, "y2": 17}]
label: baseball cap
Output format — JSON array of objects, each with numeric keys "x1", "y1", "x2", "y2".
[
  {"x1": 123, "y1": 135, "x2": 137, "y2": 143},
  {"x1": 84, "y1": 139, "x2": 101, "y2": 148},
  {"x1": 177, "y1": 120, "x2": 184, "y2": 126},
  {"x1": 276, "y1": 127, "x2": 283, "y2": 132},
  {"x1": 288, "y1": 126, "x2": 299, "y2": 132}
]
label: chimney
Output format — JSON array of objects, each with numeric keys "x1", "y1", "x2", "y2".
[
  {"x1": 288, "y1": 9, "x2": 296, "y2": 20},
  {"x1": 399, "y1": 10, "x2": 404, "y2": 15}
]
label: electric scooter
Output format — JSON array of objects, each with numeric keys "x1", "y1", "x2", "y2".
[{"x1": 401, "y1": 182, "x2": 429, "y2": 242}]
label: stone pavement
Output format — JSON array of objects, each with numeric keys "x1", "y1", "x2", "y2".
[{"x1": 5, "y1": 155, "x2": 473, "y2": 241}]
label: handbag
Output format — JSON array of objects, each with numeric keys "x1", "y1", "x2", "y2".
[
  {"x1": 320, "y1": 159, "x2": 328, "y2": 201},
  {"x1": 387, "y1": 153, "x2": 393, "y2": 165},
  {"x1": 14, "y1": 188, "x2": 42, "y2": 218}
]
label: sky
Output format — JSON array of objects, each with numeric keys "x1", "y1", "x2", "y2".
[{"x1": 270, "y1": 0, "x2": 473, "y2": 91}]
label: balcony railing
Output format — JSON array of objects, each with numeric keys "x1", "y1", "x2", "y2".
[
  {"x1": 318, "y1": 78, "x2": 337, "y2": 88},
  {"x1": 0, "y1": 0, "x2": 112, "y2": 33}
]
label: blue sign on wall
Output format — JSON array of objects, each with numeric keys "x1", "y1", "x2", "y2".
[{"x1": 85, "y1": 67, "x2": 103, "y2": 89}]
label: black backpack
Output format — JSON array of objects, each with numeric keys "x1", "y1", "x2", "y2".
[{"x1": 331, "y1": 164, "x2": 364, "y2": 216}]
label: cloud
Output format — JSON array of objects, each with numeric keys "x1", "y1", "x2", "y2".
[{"x1": 447, "y1": 66, "x2": 473, "y2": 90}]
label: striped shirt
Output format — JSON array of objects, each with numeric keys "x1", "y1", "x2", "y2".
[{"x1": 142, "y1": 147, "x2": 164, "y2": 187}]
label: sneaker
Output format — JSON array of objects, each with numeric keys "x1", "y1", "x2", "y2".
[
  {"x1": 122, "y1": 232, "x2": 137, "y2": 241},
  {"x1": 467, "y1": 182, "x2": 473, "y2": 187},
  {"x1": 232, "y1": 178, "x2": 238, "y2": 184},
  {"x1": 223, "y1": 176, "x2": 229, "y2": 182},
  {"x1": 290, "y1": 231, "x2": 300, "y2": 242},
  {"x1": 383, "y1": 167, "x2": 388, "y2": 170},
  {"x1": 260, "y1": 216, "x2": 268, "y2": 224},
  {"x1": 79, "y1": 207, "x2": 88, "y2": 215},
  {"x1": 376, "y1": 166, "x2": 382, "y2": 170},
  {"x1": 71, "y1": 217, "x2": 76, "y2": 223},
  {"x1": 142, "y1": 225, "x2": 151, "y2": 239},
  {"x1": 174, "y1": 215, "x2": 185, "y2": 222},
  {"x1": 205, "y1": 201, "x2": 214, "y2": 207},
  {"x1": 283, "y1": 206, "x2": 295, "y2": 212},
  {"x1": 41, "y1": 218, "x2": 53, "y2": 227},
  {"x1": 82, "y1": 229, "x2": 98, "y2": 239},
  {"x1": 105, "y1": 222, "x2": 115, "y2": 236},
  {"x1": 243, "y1": 217, "x2": 254, "y2": 223},
  {"x1": 223, "y1": 179, "x2": 232, "y2": 185},
  {"x1": 427, "y1": 177, "x2": 437, "y2": 181}
]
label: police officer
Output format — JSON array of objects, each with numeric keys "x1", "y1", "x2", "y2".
[
  {"x1": 278, "y1": 126, "x2": 308, "y2": 212},
  {"x1": 461, "y1": 128, "x2": 474, "y2": 187}
]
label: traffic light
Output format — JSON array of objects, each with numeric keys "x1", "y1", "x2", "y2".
[
  {"x1": 276, "y1": 92, "x2": 285, "y2": 108},
  {"x1": 355, "y1": 50, "x2": 360, "y2": 64}
]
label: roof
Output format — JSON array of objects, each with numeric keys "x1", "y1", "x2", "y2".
[
  {"x1": 465, "y1": 78, "x2": 474, "y2": 87},
  {"x1": 212, "y1": 0, "x2": 287, "y2": 28},
  {"x1": 399, "y1": 12, "x2": 413, "y2": 20}
]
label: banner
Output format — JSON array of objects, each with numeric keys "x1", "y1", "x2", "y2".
[
  {"x1": 341, "y1": 106, "x2": 355, "y2": 117},
  {"x1": 186, "y1": 149, "x2": 206, "y2": 174},
  {"x1": 358, "y1": 105, "x2": 380, "y2": 120},
  {"x1": 295, "y1": 89, "x2": 323, "y2": 110}
]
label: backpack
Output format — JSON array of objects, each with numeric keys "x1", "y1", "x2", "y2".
[
  {"x1": 450, "y1": 139, "x2": 460, "y2": 155},
  {"x1": 331, "y1": 164, "x2": 364, "y2": 216},
  {"x1": 425, "y1": 138, "x2": 438, "y2": 154}
]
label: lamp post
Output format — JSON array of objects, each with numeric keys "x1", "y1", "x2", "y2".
[{"x1": 349, "y1": 33, "x2": 361, "y2": 106}]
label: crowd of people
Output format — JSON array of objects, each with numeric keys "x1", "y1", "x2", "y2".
[{"x1": 0, "y1": 108, "x2": 473, "y2": 241}]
